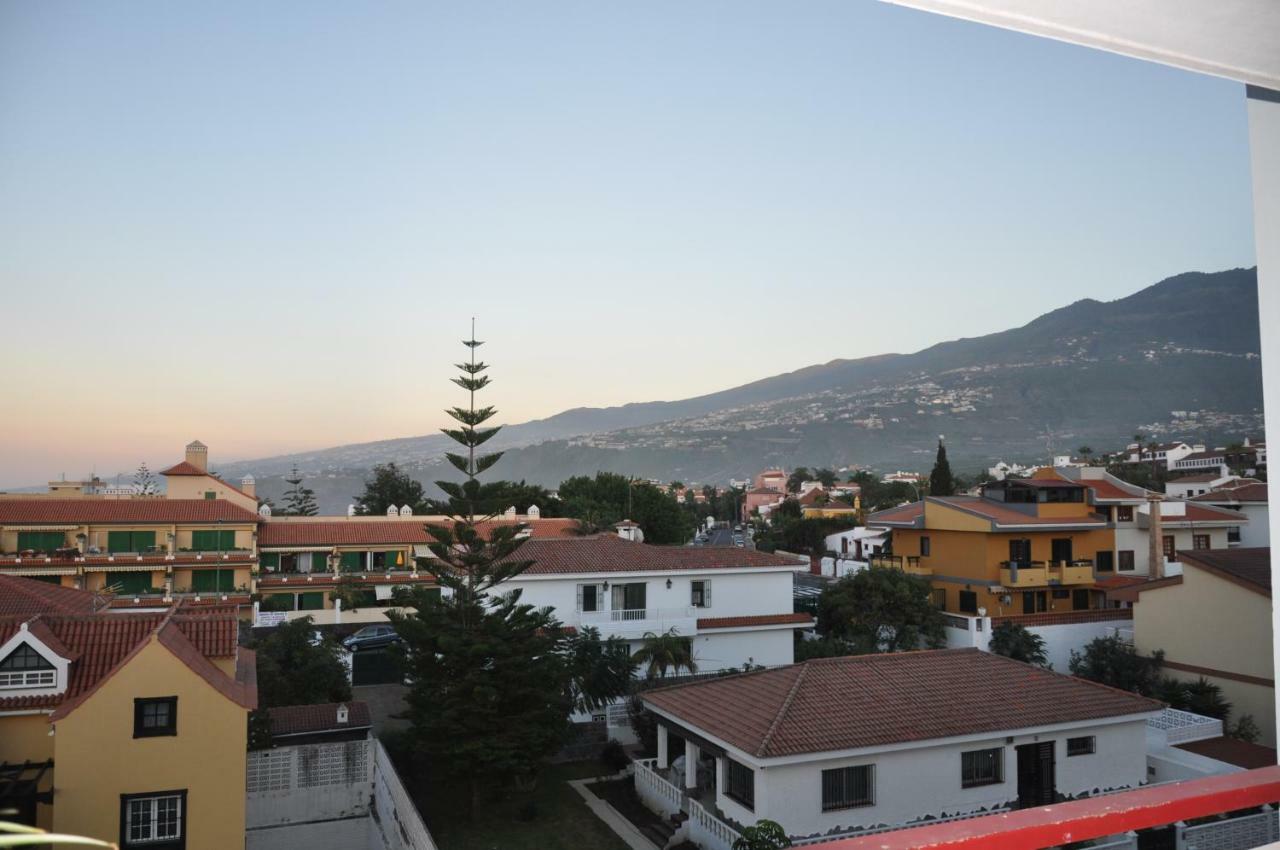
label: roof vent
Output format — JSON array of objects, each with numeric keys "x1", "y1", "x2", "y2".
[
  {"x1": 527, "y1": 504, "x2": 541, "y2": 519},
  {"x1": 399, "y1": 505, "x2": 413, "y2": 516},
  {"x1": 258, "y1": 504, "x2": 272, "y2": 517},
  {"x1": 504, "y1": 506, "x2": 517, "y2": 519},
  {"x1": 336, "y1": 704, "x2": 349, "y2": 725},
  {"x1": 386, "y1": 505, "x2": 398, "y2": 517}
]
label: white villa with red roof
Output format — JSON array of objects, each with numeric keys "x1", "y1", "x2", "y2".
[{"x1": 636, "y1": 649, "x2": 1160, "y2": 847}]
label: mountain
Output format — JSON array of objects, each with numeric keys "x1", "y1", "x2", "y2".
[{"x1": 220, "y1": 268, "x2": 1263, "y2": 512}]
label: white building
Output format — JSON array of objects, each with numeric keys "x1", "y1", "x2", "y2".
[
  {"x1": 1125, "y1": 441, "x2": 1204, "y2": 469},
  {"x1": 1190, "y1": 482, "x2": 1270, "y2": 548},
  {"x1": 638, "y1": 649, "x2": 1159, "y2": 844},
  {"x1": 1165, "y1": 472, "x2": 1242, "y2": 500},
  {"x1": 499, "y1": 531, "x2": 811, "y2": 672}
]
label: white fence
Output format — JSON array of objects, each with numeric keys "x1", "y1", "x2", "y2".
[
  {"x1": 688, "y1": 798, "x2": 743, "y2": 850},
  {"x1": 634, "y1": 758, "x2": 685, "y2": 819},
  {"x1": 247, "y1": 740, "x2": 372, "y2": 828},
  {"x1": 370, "y1": 738, "x2": 438, "y2": 850},
  {"x1": 1149, "y1": 708, "x2": 1224, "y2": 746},
  {"x1": 1180, "y1": 806, "x2": 1279, "y2": 849}
]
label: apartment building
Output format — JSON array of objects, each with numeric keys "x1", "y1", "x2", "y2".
[
  {"x1": 0, "y1": 578, "x2": 256, "y2": 847},
  {"x1": 1190, "y1": 482, "x2": 1270, "y2": 547}
]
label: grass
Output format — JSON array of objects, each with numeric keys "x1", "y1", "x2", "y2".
[{"x1": 418, "y1": 760, "x2": 633, "y2": 850}]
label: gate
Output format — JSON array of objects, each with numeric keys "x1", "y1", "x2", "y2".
[{"x1": 351, "y1": 648, "x2": 402, "y2": 685}]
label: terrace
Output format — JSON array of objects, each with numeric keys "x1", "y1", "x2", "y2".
[
  {"x1": 1000, "y1": 560, "x2": 1095, "y2": 587},
  {"x1": 868, "y1": 554, "x2": 931, "y2": 576}
]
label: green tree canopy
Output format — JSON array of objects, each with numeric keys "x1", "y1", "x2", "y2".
[
  {"x1": 733, "y1": 820, "x2": 792, "y2": 850},
  {"x1": 558, "y1": 472, "x2": 692, "y2": 544},
  {"x1": 353, "y1": 462, "x2": 428, "y2": 516},
  {"x1": 988, "y1": 622, "x2": 1049, "y2": 667},
  {"x1": 631, "y1": 628, "x2": 697, "y2": 679},
  {"x1": 786, "y1": 467, "x2": 813, "y2": 493},
  {"x1": 929, "y1": 439, "x2": 954, "y2": 497},
  {"x1": 280, "y1": 465, "x2": 319, "y2": 517},
  {"x1": 816, "y1": 567, "x2": 945, "y2": 653},
  {"x1": 251, "y1": 616, "x2": 351, "y2": 708},
  {"x1": 1068, "y1": 636, "x2": 1164, "y2": 695}
]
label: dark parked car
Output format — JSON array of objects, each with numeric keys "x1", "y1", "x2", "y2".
[{"x1": 341, "y1": 624, "x2": 402, "y2": 652}]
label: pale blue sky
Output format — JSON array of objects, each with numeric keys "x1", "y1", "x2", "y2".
[{"x1": 0, "y1": 1, "x2": 1256, "y2": 485}]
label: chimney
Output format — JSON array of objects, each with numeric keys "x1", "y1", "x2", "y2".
[
  {"x1": 504, "y1": 506, "x2": 517, "y2": 520},
  {"x1": 185, "y1": 440, "x2": 208, "y2": 472},
  {"x1": 347, "y1": 505, "x2": 356, "y2": 517},
  {"x1": 1148, "y1": 496, "x2": 1165, "y2": 579},
  {"x1": 336, "y1": 704, "x2": 349, "y2": 725},
  {"x1": 240, "y1": 475, "x2": 256, "y2": 498},
  {"x1": 527, "y1": 504, "x2": 541, "y2": 520}
]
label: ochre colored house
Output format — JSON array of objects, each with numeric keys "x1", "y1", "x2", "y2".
[
  {"x1": 0, "y1": 582, "x2": 255, "y2": 848},
  {"x1": 868, "y1": 474, "x2": 1113, "y2": 616}
]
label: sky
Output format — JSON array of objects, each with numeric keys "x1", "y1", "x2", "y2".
[{"x1": 0, "y1": 1, "x2": 1257, "y2": 487}]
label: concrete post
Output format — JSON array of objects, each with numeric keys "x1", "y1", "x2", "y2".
[
  {"x1": 685, "y1": 739, "x2": 698, "y2": 790},
  {"x1": 334, "y1": 597, "x2": 342, "y2": 626},
  {"x1": 657, "y1": 725, "x2": 669, "y2": 769},
  {"x1": 1148, "y1": 496, "x2": 1164, "y2": 579},
  {"x1": 1173, "y1": 820, "x2": 1187, "y2": 850}
]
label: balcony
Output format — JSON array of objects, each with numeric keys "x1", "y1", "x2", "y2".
[
  {"x1": 869, "y1": 555, "x2": 932, "y2": 576},
  {"x1": 576, "y1": 607, "x2": 698, "y2": 639},
  {"x1": 1000, "y1": 560, "x2": 1094, "y2": 588}
]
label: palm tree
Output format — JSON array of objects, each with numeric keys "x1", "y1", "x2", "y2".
[{"x1": 632, "y1": 628, "x2": 697, "y2": 679}]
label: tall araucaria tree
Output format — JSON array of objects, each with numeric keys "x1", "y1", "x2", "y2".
[
  {"x1": 281, "y1": 465, "x2": 319, "y2": 516},
  {"x1": 390, "y1": 326, "x2": 632, "y2": 817}
]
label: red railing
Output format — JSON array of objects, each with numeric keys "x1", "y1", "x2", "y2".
[{"x1": 820, "y1": 767, "x2": 1280, "y2": 849}]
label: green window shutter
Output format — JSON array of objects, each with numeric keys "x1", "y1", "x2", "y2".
[
  {"x1": 191, "y1": 570, "x2": 218, "y2": 592},
  {"x1": 191, "y1": 530, "x2": 213, "y2": 550},
  {"x1": 386, "y1": 550, "x2": 402, "y2": 569},
  {"x1": 219, "y1": 530, "x2": 236, "y2": 550},
  {"x1": 114, "y1": 572, "x2": 152, "y2": 594},
  {"x1": 299, "y1": 592, "x2": 325, "y2": 610},
  {"x1": 134, "y1": 531, "x2": 156, "y2": 552},
  {"x1": 260, "y1": 553, "x2": 279, "y2": 569},
  {"x1": 19, "y1": 531, "x2": 66, "y2": 551},
  {"x1": 340, "y1": 552, "x2": 362, "y2": 572},
  {"x1": 205, "y1": 491, "x2": 216, "y2": 500},
  {"x1": 107, "y1": 531, "x2": 132, "y2": 553},
  {"x1": 219, "y1": 570, "x2": 236, "y2": 591}
]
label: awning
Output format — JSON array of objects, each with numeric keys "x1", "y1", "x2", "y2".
[
  {"x1": 95, "y1": 564, "x2": 165, "y2": 573},
  {"x1": 3, "y1": 525, "x2": 79, "y2": 532},
  {"x1": 9, "y1": 567, "x2": 77, "y2": 577},
  {"x1": 259, "y1": 546, "x2": 335, "y2": 553},
  {"x1": 413, "y1": 545, "x2": 437, "y2": 558}
]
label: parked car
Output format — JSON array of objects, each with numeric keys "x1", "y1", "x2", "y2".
[{"x1": 341, "y1": 624, "x2": 402, "y2": 652}]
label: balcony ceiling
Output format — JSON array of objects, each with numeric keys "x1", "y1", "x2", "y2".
[{"x1": 880, "y1": 0, "x2": 1280, "y2": 90}]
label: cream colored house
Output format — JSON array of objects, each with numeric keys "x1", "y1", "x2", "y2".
[{"x1": 1132, "y1": 547, "x2": 1275, "y2": 747}]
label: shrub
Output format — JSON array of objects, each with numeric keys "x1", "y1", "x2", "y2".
[{"x1": 601, "y1": 739, "x2": 630, "y2": 774}]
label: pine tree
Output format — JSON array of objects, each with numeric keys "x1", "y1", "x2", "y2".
[
  {"x1": 390, "y1": 326, "x2": 631, "y2": 817},
  {"x1": 133, "y1": 462, "x2": 157, "y2": 496},
  {"x1": 281, "y1": 465, "x2": 318, "y2": 516},
  {"x1": 929, "y1": 437, "x2": 954, "y2": 496}
]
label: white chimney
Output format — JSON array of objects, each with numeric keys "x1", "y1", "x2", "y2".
[
  {"x1": 504, "y1": 506, "x2": 517, "y2": 520},
  {"x1": 336, "y1": 704, "x2": 349, "y2": 725},
  {"x1": 347, "y1": 505, "x2": 356, "y2": 517},
  {"x1": 386, "y1": 505, "x2": 398, "y2": 516},
  {"x1": 399, "y1": 505, "x2": 413, "y2": 516},
  {"x1": 527, "y1": 504, "x2": 541, "y2": 519}
]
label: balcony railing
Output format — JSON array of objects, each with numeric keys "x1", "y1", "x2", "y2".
[
  {"x1": 1000, "y1": 560, "x2": 1094, "y2": 587},
  {"x1": 868, "y1": 555, "x2": 931, "y2": 575},
  {"x1": 577, "y1": 607, "x2": 698, "y2": 637}
]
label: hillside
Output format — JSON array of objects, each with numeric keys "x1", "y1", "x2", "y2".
[{"x1": 221, "y1": 268, "x2": 1263, "y2": 512}]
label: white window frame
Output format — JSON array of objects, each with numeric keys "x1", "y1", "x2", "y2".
[
  {"x1": 125, "y1": 792, "x2": 184, "y2": 845},
  {"x1": 576, "y1": 583, "x2": 607, "y2": 613},
  {"x1": 0, "y1": 627, "x2": 68, "y2": 698}
]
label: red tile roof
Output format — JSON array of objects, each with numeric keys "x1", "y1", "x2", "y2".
[
  {"x1": 1178, "y1": 548, "x2": 1271, "y2": 597},
  {"x1": 1083, "y1": 479, "x2": 1150, "y2": 502},
  {"x1": 0, "y1": 499, "x2": 260, "y2": 524},
  {"x1": 158, "y1": 461, "x2": 206, "y2": 476},
  {"x1": 515, "y1": 535, "x2": 805, "y2": 575},
  {"x1": 1154, "y1": 504, "x2": 1248, "y2": 525},
  {"x1": 696, "y1": 613, "x2": 814, "y2": 630},
  {"x1": 259, "y1": 517, "x2": 579, "y2": 546},
  {"x1": 268, "y1": 701, "x2": 372, "y2": 736},
  {"x1": 643, "y1": 649, "x2": 1160, "y2": 758},
  {"x1": 0, "y1": 611, "x2": 241, "y2": 713},
  {"x1": 934, "y1": 496, "x2": 1108, "y2": 528},
  {"x1": 866, "y1": 502, "x2": 924, "y2": 526},
  {"x1": 1192, "y1": 483, "x2": 1269, "y2": 503},
  {"x1": 0, "y1": 576, "x2": 110, "y2": 617}
]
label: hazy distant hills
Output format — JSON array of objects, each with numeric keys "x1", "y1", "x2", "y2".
[{"x1": 219, "y1": 268, "x2": 1263, "y2": 513}]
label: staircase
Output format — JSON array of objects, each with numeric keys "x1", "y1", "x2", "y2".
[{"x1": 641, "y1": 811, "x2": 688, "y2": 848}]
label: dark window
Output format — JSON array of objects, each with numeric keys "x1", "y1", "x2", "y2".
[
  {"x1": 612, "y1": 582, "x2": 647, "y2": 613},
  {"x1": 691, "y1": 580, "x2": 711, "y2": 608},
  {"x1": 920, "y1": 536, "x2": 931, "y2": 557},
  {"x1": 1067, "y1": 736, "x2": 1095, "y2": 756},
  {"x1": 1051, "y1": 588, "x2": 1070, "y2": 599},
  {"x1": 1096, "y1": 551, "x2": 1114, "y2": 572},
  {"x1": 933, "y1": 588, "x2": 947, "y2": 610},
  {"x1": 579, "y1": 584, "x2": 599, "y2": 612},
  {"x1": 16, "y1": 531, "x2": 66, "y2": 552},
  {"x1": 1022, "y1": 591, "x2": 1047, "y2": 614},
  {"x1": 204, "y1": 491, "x2": 216, "y2": 499},
  {"x1": 1163, "y1": 536, "x2": 1176, "y2": 561},
  {"x1": 121, "y1": 790, "x2": 185, "y2": 849},
  {"x1": 1072, "y1": 589, "x2": 1091, "y2": 610},
  {"x1": 190, "y1": 530, "x2": 236, "y2": 551},
  {"x1": 1115, "y1": 506, "x2": 1134, "y2": 522},
  {"x1": 1228, "y1": 526, "x2": 1242, "y2": 544},
  {"x1": 1008, "y1": 539, "x2": 1032, "y2": 567},
  {"x1": 958, "y1": 590, "x2": 978, "y2": 614},
  {"x1": 822, "y1": 765, "x2": 874, "y2": 810},
  {"x1": 961, "y1": 748, "x2": 1003, "y2": 788},
  {"x1": 726, "y1": 758, "x2": 754, "y2": 810},
  {"x1": 134, "y1": 697, "x2": 178, "y2": 738},
  {"x1": 1118, "y1": 551, "x2": 1135, "y2": 571},
  {"x1": 1050, "y1": 539, "x2": 1073, "y2": 564},
  {"x1": 1193, "y1": 534, "x2": 1211, "y2": 551}
]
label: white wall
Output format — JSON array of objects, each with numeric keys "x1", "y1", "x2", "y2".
[
  {"x1": 1026, "y1": 619, "x2": 1138, "y2": 673},
  {"x1": 723, "y1": 719, "x2": 1148, "y2": 839},
  {"x1": 247, "y1": 817, "x2": 371, "y2": 850},
  {"x1": 1237, "y1": 503, "x2": 1271, "y2": 547},
  {"x1": 246, "y1": 741, "x2": 372, "y2": 829},
  {"x1": 689, "y1": 629, "x2": 795, "y2": 671}
]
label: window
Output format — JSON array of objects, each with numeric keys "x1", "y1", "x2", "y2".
[
  {"x1": 1163, "y1": 536, "x2": 1176, "y2": 561},
  {"x1": 1067, "y1": 736, "x2": 1095, "y2": 756},
  {"x1": 691, "y1": 580, "x2": 711, "y2": 608},
  {"x1": 611, "y1": 582, "x2": 647, "y2": 614},
  {"x1": 190, "y1": 569, "x2": 236, "y2": 593},
  {"x1": 958, "y1": 590, "x2": 978, "y2": 614},
  {"x1": 1228, "y1": 526, "x2": 1242, "y2": 544},
  {"x1": 107, "y1": 530, "x2": 157, "y2": 553},
  {"x1": 1096, "y1": 551, "x2": 1114, "y2": 572},
  {"x1": 1051, "y1": 587, "x2": 1070, "y2": 599},
  {"x1": 16, "y1": 531, "x2": 66, "y2": 552},
  {"x1": 1008, "y1": 539, "x2": 1031, "y2": 567},
  {"x1": 340, "y1": 551, "x2": 364, "y2": 572},
  {"x1": 933, "y1": 588, "x2": 947, "y2": 610},
  {"x1": 1050, "y1": 538, "x2": 1073, "y2": 565},
  {"x1": 919, "y1": 536, "x2": 931, "y2": 557},
  {"x1": 961, "y1": 748, "x2": 1003, "y2": 788},
  {"x1": 190, "y1": 530, "x2": 236, "y2": 551},
  {"x1": 121, "y1": 791, "x2": 185, "y2": 849},
  {"x1": 822, "y1": 765, "x2": 874, "y2": 810},
  {"x1": 726, "y1": 758, "x2": 754, "y2": 810},
  {"x1": 1119, "y1": 550, "x2": 1135, "y2": 571},
  {"x1": 1193, "y1": 534, "x2": 1211, "y2": 550},
  {"x1": 204, "y1": 491, "x2": 216, "y2": 499},
  {"x1": 1022, "y1": 590, "x2": 1047, "y2": 614},
  {"x1": 577, "y1": 583, "x2": 602, "y2": 612},
  {"x1": 134, "y1": 697, "x2": 178, "y2": 738},
  {"x1": 1072, "y1": 589, "x2": 1091, "y2": 610},
  {"x1": 0, "y1": 644, "x2": 56, "y2": 689},
  {"x1": 1115, "y1": 506, "x2": 1134, "y2": 522}
]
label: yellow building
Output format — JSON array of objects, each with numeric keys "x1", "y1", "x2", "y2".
[
  {"x1": 0, "y1": 498, "x2": 261, "y2": 613},
  {"x1": 0, "y1": 578, "x2": 256, "y2": 847},
  {"x1": 867, "y1": 475, "x2": 1114, "y2": 616},
  {"x1": 159, "y1": 440, "x2": 260, "y2": 514}
]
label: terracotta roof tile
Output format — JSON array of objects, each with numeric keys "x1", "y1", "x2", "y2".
[
  {"x1": 259, "y1": 517, "x2": 579, "y2": 546},
  {"x1": 934, "y1": 496, "x2": 1108, "y2": 528},
  {"x1": 696, "y1": 613, "x2": 814, "y2": 630},
  {"x1": 515, "y1": 536, "x2": 805, "y2": 575},
  {"x1": 1175, "y1": 736, "x2": 1277, "y2": 769},
  {"x1": 0, "y1": 499, "x2": 260, "y2": 524},
  {"x1": 268, "y1": 701, "x2": 372, "y2": 736},
  {"x1": 1191, "y1": 483, "x2": 1269, "y2": 503},
  {"x1": 866, "y1": 502, "x2": 925, "y2": 526},
  {"x1": 643, "y1": 649, "x2": 1160, "y2": 758},
  {"x1": 1178, "y1": 547, "x2": 1271, "y2": 596},
  {"x1": 158, "y1": 461, "x2": 207, "y2": 476},
  {"x1": 0, "y1": 576, "x2": 110, "y2": 617}
]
